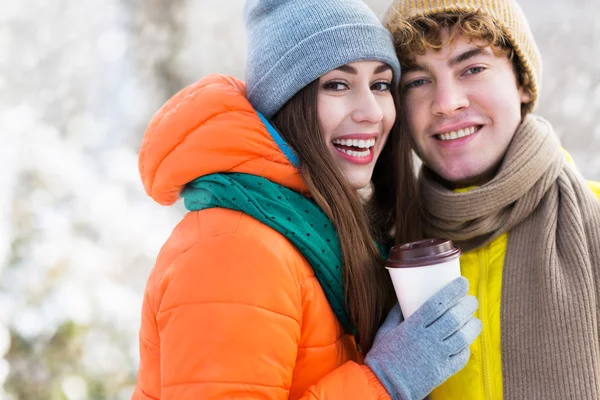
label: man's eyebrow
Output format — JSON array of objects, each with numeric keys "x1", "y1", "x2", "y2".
[
  {"x1": 448, "y1": 48, "x2": 491, "y2": 67},
  {"x1": 401, "y1": 48, "x2": 492, "y2": 76},
  {"x1": 402, "y1": 64, "x2": 429, "y2": 74}
]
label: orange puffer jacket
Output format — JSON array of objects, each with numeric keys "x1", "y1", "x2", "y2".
[{"x1": 133, "y1": 75, "x2": 390, "y2": 400}]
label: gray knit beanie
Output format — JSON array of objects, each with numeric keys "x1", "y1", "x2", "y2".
[{"x1": 244, "y1": 0, "x2": 401, "y2": 119}]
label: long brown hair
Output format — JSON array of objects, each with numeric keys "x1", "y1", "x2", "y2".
[{"x1": 271, "y1": 79, "x2": 421, "y2": 352}]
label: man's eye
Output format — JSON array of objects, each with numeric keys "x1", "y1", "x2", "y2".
[
  {"x1": 322, "y1": 81, "x2": 348, "y2": 91},
  {"x1": 464, "y1": 66, "x2": 485, "y2": 75},
  {"x1": 405, "y1": 79, "x2": 427, "y2": 89}
]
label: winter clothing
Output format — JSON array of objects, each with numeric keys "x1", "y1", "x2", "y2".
[
  {"x1": 182, "y1": 172, "x2": 355, "y2": 334},
  {"x1": 133, "y1": 74, "x2": 392, "y2": 400},
  {"x1": 432, "y1": 180, "x2": 600, "y2": 399},
  {"x1": 244, "y1": 0, "x2": 401, "y2": 118},
  {"x1": 385, "y1": 0, "x2": 542, "y2": 108},
  {"x1": 365, "y1": 277, "x2": 481, "y2": 400},
  {"x1": 419, "y1": 116, "x2": 600, "y2": 399},
  {"x1": 430, "y1": 233, "x2": 508, "y2": 399}
]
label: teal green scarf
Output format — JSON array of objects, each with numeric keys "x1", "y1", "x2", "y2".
[{"x1": 182, "y1": 172, "x2": 356, "y2": 335}]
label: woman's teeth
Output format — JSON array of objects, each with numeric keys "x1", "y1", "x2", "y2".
[
  {"x1": 437, "y1": 126, "x2": 478, "y2": 141},
  {"x1": 332, "y1": 138, "x2": 375, "y2": 148},
  {"x1": 332, "y1": 138, "x2": 375, "y2": 158},
  {"x1": 337, "y1": 148, "x2": 371, "y2": 157}
]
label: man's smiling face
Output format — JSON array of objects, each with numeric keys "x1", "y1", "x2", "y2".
[{"x1": 400, "y1": 31, "x2": 531, "y2": 188}]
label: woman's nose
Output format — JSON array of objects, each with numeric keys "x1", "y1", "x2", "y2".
[{"x1": 351, "y1": 92, "x2": 384, "y2": 124}]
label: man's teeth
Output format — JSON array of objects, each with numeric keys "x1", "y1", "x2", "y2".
[
  {"x1": 438, "y1": 126, "x2": 478, "y2": 141},
  {"x1": 331, "y1": 138, "x2": 376, "y2": 148}
]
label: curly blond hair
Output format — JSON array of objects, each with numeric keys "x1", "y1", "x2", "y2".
[{"x1": 386, "y1": 11, "x2": 534, "y2": 115}]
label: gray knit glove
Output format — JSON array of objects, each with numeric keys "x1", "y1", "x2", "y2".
[{"x1": 365, "y1": 277, "x2": 481, "y2": 400}]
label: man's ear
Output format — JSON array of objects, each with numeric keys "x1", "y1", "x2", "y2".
[{"x1": 519, "y1": 86, "x2": 532, "y2": 104}]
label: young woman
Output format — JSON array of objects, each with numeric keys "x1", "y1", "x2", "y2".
[{"x1": 133, "y1": 0, "x2": 480, "y2": 399}]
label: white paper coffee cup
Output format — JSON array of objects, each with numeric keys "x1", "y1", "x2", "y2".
[{"x1": 386, "y1": 239, "x2": 462, "y2": 319}]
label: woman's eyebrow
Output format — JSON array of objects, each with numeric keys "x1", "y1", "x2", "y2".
[
  {"x1": 334, "y1": 64, "x2": 392, "y2": 74},
  {"x1": 334, "y1": 65, "x2": 357, "y2": 74}
]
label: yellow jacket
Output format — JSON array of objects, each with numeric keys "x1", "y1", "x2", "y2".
[{"x1": 431, "y1": 178, "x2": 600, "y2": 400}]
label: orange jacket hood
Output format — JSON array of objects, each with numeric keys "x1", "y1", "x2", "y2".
[{"x1": 138, "y1": 74, "x2": 307, "y2": 206}]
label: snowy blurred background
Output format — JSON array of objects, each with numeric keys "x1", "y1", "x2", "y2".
[{"x1": 1, "y1": 0, "x2": 599, "y2": 398}]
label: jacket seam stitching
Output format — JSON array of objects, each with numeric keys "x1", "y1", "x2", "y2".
[
  {"x1": 162, "y1": 380, "x2": 288, "y2": 390},
  {"x1": 158, "y1": 224, "x2": 304, "y2": 325},
  {"x1": 159, "y1": 300, "x2": 300, "y2": 323}
]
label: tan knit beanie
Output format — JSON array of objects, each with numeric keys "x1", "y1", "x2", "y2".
[{"x1": 385, "y1": 0, "x2": 542, "y2": 110}]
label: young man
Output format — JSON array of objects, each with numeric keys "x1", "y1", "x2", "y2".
[{"x1": 384, "y1": 0, "x2": 600, "y2": 399}]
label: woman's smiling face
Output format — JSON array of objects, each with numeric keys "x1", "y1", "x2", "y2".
[{"x1": 317, "y1": 60, "x2": 396, "y2": 190}]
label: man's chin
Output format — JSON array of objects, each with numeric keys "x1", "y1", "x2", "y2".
[
  {"x1": 435, "y1": 169, "x2": 496, "y2": 189},
  {"x1": 419, "y1": 156, "x2": 499, "y2": 188}
]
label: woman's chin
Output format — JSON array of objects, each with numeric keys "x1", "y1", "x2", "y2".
[{"x1": 343, "y1": 169, "x2": 374, "y2": 191}]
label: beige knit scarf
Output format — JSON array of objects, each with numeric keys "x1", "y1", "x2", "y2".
[{"x1": 420, "y1": 115, "x2": 600, "y2": 399}]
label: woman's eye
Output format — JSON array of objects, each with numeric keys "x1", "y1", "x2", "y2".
[
  {"x1": 371, "y1": 81, "x2": 392, "y2": 92},
  {"x1": 322, "y1": 81, "x2": 348, "y2": 91}
]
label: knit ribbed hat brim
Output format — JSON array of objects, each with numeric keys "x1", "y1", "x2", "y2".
[
  {"x1": 244, "y1": 0, "x2": 401, "y2": 119},
  {"x1": 385, "y1": 0, "x2": 542, "y2": 109},
  {"x1": 248, "y1": 24, "x2": 400, "y2": 119}
]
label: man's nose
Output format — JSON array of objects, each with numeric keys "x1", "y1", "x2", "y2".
[{"x1": 431, "y1": 79, "x2": 469, "y2": 116}]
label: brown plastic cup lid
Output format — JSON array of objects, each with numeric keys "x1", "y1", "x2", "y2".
[{"x1": 386, "y1": 238, "x2": 461, "y2": 268}]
